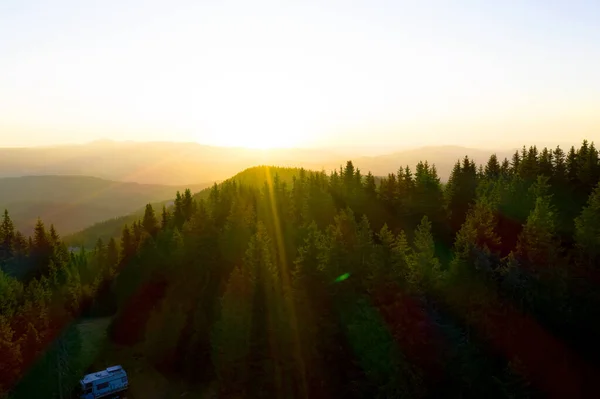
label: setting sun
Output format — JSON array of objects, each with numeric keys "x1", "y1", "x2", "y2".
[{"x1": 2, "y1": 1, "x2": 599, "y2": 149}]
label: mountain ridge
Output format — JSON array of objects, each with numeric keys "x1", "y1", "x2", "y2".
[{"x1": 0, "y1": 140, "x2": 531, "y2": 184}]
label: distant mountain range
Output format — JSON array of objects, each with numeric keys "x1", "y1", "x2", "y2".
[
  {"x1": 1, "y1": 139, "x2": 586, "y2": 239},
  {"x1": 0, "y1": 140, "x2": 531, "y2": 185},
  {"x1": 2, "y1": 138, "x2": 587, "y2": 247},
  {"x1": 0, "y1": 175, "x2": 209, "y2": 236}
]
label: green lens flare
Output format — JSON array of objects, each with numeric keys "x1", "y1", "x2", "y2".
[{"x1": 334, "y1": 273, "x2": 350, "y2": 283}]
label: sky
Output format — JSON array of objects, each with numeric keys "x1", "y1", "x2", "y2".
[{"x1": 1, "y1": 0, "x2": 599, "y2": 150}]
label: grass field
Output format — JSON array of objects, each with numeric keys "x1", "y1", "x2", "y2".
[
  {"x1": 8, "y1": 316, "x2": 214, "y2": 398},
  {"x1": 79, "y1": 318, "x2": 215, "y2": 399},
  {"x1": 77, "y1": 317, "x2": 112, "y2": 372}
]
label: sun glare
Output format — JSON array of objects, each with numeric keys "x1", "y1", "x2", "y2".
[
  {"x1": 213, "y1": 126, "x2": 298, "y2": 149},
  {"x1": 200, "y1": 122, "x2": 302, "y2": 150}
]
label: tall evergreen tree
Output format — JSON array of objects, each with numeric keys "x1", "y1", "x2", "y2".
[
  {"x1": 445, "y1": 157, "x2": 478, "y2": 235},
  {"x1": 511, "y1": 150, "x2": 521, "y2": 173},
  {"x1": 0, "y1": 315, "x2": 22, "y2": 395},
  {"x1": 516, "y1": 176, "x2": 560, "y2": 276},
  {"x1": 538, "y1": 147, "x2": 553, "y2": 177},
  {"x1": 119, "y1": 225, "x2": 134, "y2": 266},
  {"x1": 484, "y1": 154, "x2": 501, "y2": 179},
  {"x1": 364, "y1": 172, "x2": 377, "y2": 199},
  {"x1": 143, "y1": 204, "x2": 159, "y2": 237},
  {"x1": 183, "y1": 189, "x2": 195, "y2": 222},
  {"x1": 106, "y1": 237, "x2": 119, "y2": 276},
  {"x1": 574, "y1": 183, "x2": 600, "y2": 269},
  {"x1": 31, "y1": 219, "x2": 52, "y2": 275},
  {"x1": 0, "y1": 210, "x2": 15, "y2": 262},
  {"x1": 408, "y1": 216, "x2": 441, "y2": 292},
  {"x1": 161, "y1": 205, "x2": 170, "y2": 230},
  {"x1": 566, "y1": 146, "x2": 579, "y2": 187}
]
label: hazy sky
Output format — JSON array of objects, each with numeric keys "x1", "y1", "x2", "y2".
[{"x1": 1, "y1": 0, "x2": 599, "y2": 149}]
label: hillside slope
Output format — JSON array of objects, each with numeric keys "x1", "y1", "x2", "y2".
[
  {"x1": 65, "y1": 166, "x2": 310, "y2": 248},
  {"x1": 0, "y1": 176, "x2": 209, "y2": 236}
]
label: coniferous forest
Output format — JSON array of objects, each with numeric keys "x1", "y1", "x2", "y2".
[{"x1": 2, "y1": 140, "x2": 600, "y2": 398}]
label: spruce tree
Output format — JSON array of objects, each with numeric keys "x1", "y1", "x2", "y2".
[
  {"x1": 574, "y1": 183, "x2": 600, "y2": 269},
  {"x1": 174, "y1": 191, "x2": 185, "y2": 228},
  {"x1": 0, "y1": 210, "x2": 15, "y2": 262},
  {"x1": 106, "y1": 238, "x2": 119, "y2": 271},
  {"x1": 0, "y1": 315, "x2": 22, "y2": 395},
  {"x1": 485, "y1": 154, "x2": 501, "y2": 179},
  {"x1": 119, "y1": 225, "x2": 134, "y2": 266},
  {"x1": 364, "y1": 172, "x2": 377, "y2": 199},
  {"x1": 516, "y1": 176, "x2": 559, "y2": 276},
  {"x1": 161, "y1": 205, "x2": 170, "y2": 230},
  {"x1": 142, "y1": 203, "x2": 159, "y2": 237},
  {"x1": 408, "y1": 216, "x2": 441, "y2": 292}
]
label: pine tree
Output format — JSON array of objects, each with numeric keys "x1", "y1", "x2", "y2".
[
  {"x1": 408, "y1": 216, "x2": 441, "y2": 292},
  {"x1": 552, "y1": 146, "x2": 567, "y2": 181},
  {"x1": 566, "y1": 146, "x2": 578, "y2": 187},
  {"x1": 183, "y1": 189, "x2": 195, "y2": 222},
  {"x1": 33, "y1": 219, "x2": 48, "y2": 250},
  {"x1": 577, "y1": 140, "x2": 599, "y2": 195},
  {"x1": 445, "y1": 157, "x2": 478, "y2": 235},
  {"x1": 0, "y1": 315, "x2": 22, "y2": 395},
  {"x1": 485, "y1": 154, "x2": 501, "y2": 179},
  {"x1": 538, "y1": 147, "x2": 553, "y2": 177},
  {"x1": 31, "y1": 218, "x2": 52, "y2": 275},
  {"x1": 93, "y1": 238, "x2": 106, "y2": 273},
  {"x1": 161, "y1": 205, "x2": 170, "y2": 230},
  {"x1": 106, "y1": 238, "x2": 118, "y2": 271},
  {"x1": 372, "y1": 224, "x2": 395, "y2": 284},
  {"x1": 511, "y1": 150, "x2": 521, "y2": 172},
  {"x1": 574, "y1": 183, "x2": 600, "y2": 269},
  {"x1": 49, "y1": 224, "x2": 60, "y2": 246},
  {"x1": 132, "y1": 221, "x2": 143, "y2": 248},
  {"x1": 174, "y1": 191, "x2": 185, "y2": 228},
  {"x1": 450, "y1": 199, "x2": 502, "y2": 279},
  {"x1": 12, "y1": 231, "x2": 28, "y2": 272},
  {"x1": 143, "y1": 204, "x2": 159, "y2": 237},
  {"x1": 119, "y1": 225, "x2": 134, "y2": 266},
  {"x1": 516, "y1": 176, "x2": 559, "y2": 275},
  {"x1": 379, "y1": 173, "x2": 397, "y2": 206},
  {"x1": 500, "y1": 158, "x2": 511, "y2": 177},
  {"x1": 414, "y1": 161, "x2": 445, "y2": 230},
  {"x1": 372, "y1": 224, "x2": 410, "y2": 286},
  {"x1": 364, "y1": 172, "x2": 377, "y2": 199},
  {"x1": 0, "y1": 209, "x2": 15, "y2": 262}
]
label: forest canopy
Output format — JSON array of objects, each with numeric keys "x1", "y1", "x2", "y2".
[{"x1": 1, "y1": 140, "x2": 600, "y2": 398}]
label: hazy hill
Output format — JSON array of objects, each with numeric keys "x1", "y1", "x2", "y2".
[
  {"x1": 0, "y1": 176, "x2": 209, "y2": 236},
  {"x1": 0, "y1": 141, "x2": 342, "y2": 185},
  {"x1": 63, "y1": 200, "x2": 171, "y2": 250},
  {"x1": 65, "y1": 166, "x2": 308, "y2": 248},
  {"x1": 0, "y1": 140, "x2": 532, "y2": 185}
]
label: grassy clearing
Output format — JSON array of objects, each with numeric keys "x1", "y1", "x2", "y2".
[
  {"x1": 87, "y1": 335, "x2": 215, "y2": 398},
  {"x1": 9, "y1": 316, "x2": 214, "y2": 398},
  {"x1": 77, "y1": 317, "x2": 112, "y2": 372}
]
